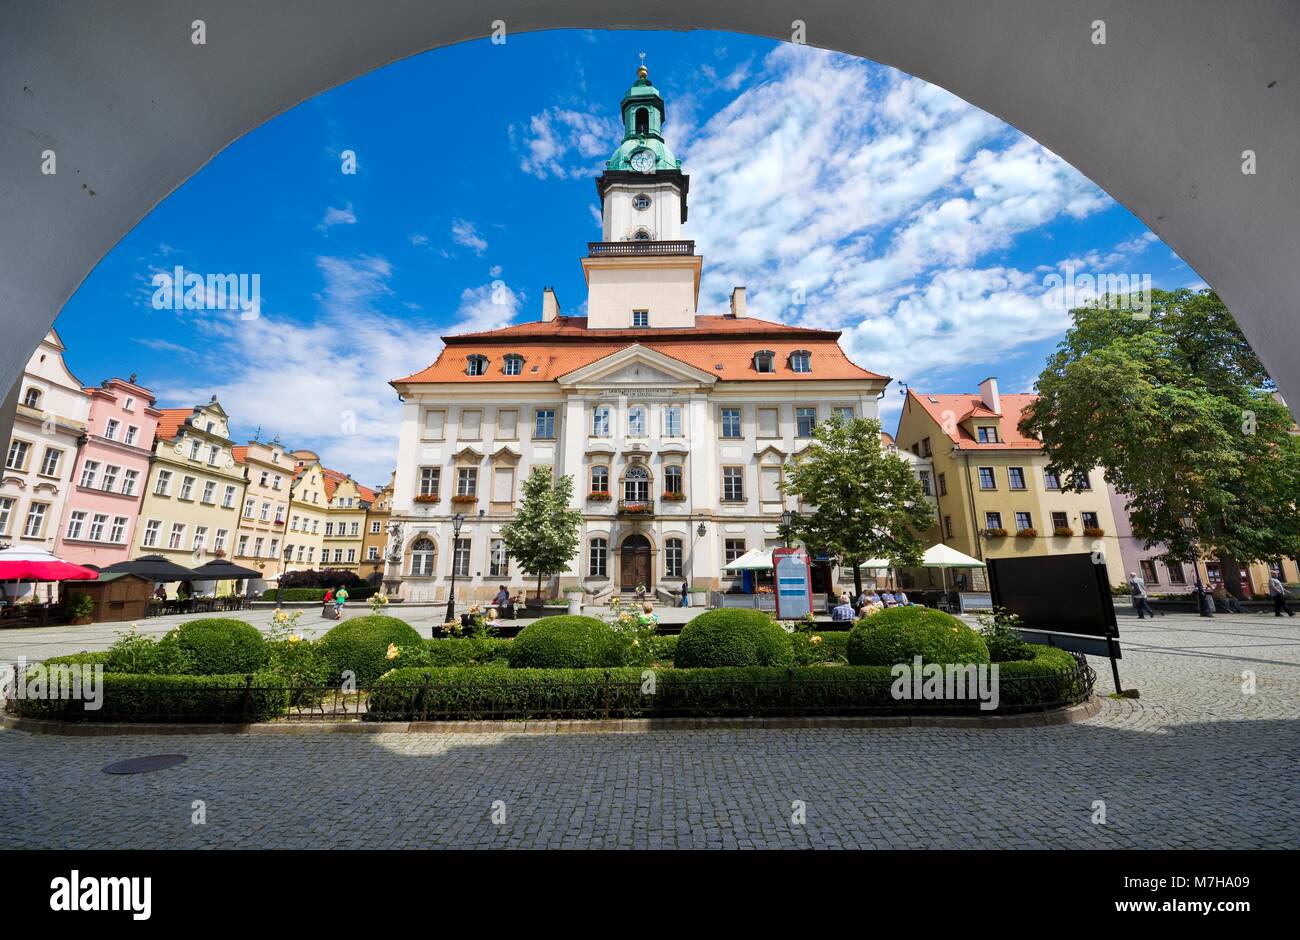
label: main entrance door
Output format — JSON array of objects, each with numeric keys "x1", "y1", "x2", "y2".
[{"x1": 621, "y1": 534, "x2": 651, "y2": 591}]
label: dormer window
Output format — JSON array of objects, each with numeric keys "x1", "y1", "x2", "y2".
[
  {"x1": 503, "y1": 354, "x2": 523, "y2": 376},
  {"x1": 977, "y1": 426, "x2": 999, "y2": 443},
  {"x1": 790, "y1": 350, "x2": 812, "y2": 373},
  {"x1": 753, "y1": 350, "x2": 776, "y2": 373},
  {"x1": 632, "y1": 310, "x2": 649, "y2": 328},
  {"x1": 466, "y1": 355, "x2": 489, "y2": 377}
]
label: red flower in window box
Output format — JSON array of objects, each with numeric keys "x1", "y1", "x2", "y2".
[
  {"x1": 983, "y1": 527, "x2": 1008, "y2": 538},
  {"x1": 413, "y1": 494, "x2": 440, "y2": 504},
  {"x1": 450, "y1": 494, "x2": 478, "y2": 505},
  {"x1": 661, "y1": 490, "x2": 686, "y2": 502},
  {"x1": 1015, "y1": 528, "x2": 1037, "y2": 538},
  {"x1": 1053, "y1": 526, "x2": 1074, "y2": 537},
  {"x1": 587, "y1": 491, "x2": 612, "y2": 502},
  {"x1": 1083, "y1": 526, "x2": 1106, "y2": 538}
]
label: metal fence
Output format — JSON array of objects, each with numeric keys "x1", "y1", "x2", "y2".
[{"x1": 5, "y1": 655, "x2": 1094, "y2": 724}]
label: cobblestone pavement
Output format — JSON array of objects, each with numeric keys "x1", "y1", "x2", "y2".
[{"x1": 1, "y1": 609, "x2": 1297, "y2": 849}]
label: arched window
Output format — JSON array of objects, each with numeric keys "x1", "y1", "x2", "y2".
[
  {"x1": 21, "y1": 387, "x2": 40, "y2": 408},
  {"x1": 466, "y1": 355, "x2": 489, "y2": 376},
  {"x1": 590, "y1": 465, "x2": 609, "y2": 495},
  {"x1": 624, "y1": 464, "x2": 651, "y2": 502},
  {"x1": 789, "y1": 350, "x2": 812, "y2": 373},
  {"x1": 635, "y1": 107, "x2": 649, "y2": 136},
  {"x1": 665, "y1": 538, "x2": 684, "y2": 578},
  {"x1": 632, "y1": 229, "x2": 651, "y2": 241},
  {"x1": 628, "y1": 406, "x2": 647, "y2": 437},
  {"x1": 503, "y1": 354, "x2": 523, "y2": 376},
  {"x1": 409, "y1": 538, "x2": 435, "y2": 576},
  {"x1": 753, "y1": 350, "x2": 775, "y2": 373}
]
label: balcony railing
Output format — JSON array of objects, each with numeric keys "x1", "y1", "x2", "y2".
[
  {"x1": 588, "y1": 240, "x2": 694, "y2": 257},
  {"x1": 617, "y1": 499, "x2": 655, "y2": 516}
]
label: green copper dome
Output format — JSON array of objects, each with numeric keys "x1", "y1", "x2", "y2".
[{"x1": 606, "y1": 62, "x2": 681, "y2": 172}]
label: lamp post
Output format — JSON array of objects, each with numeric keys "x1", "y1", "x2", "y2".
[
  {"x1": 444, "y1": 512, "x2": 465, "y2": 624},
  {"x1": 780, "y1": 510, "x2": 794, "y2": 548},
  {"x1": 1180, "y1": 514, "x2": 1213, "y2": 617}
]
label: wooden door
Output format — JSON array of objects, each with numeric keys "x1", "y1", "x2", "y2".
[{"x1": 621, "y1": 534, "x2": 651, "y2": 591}]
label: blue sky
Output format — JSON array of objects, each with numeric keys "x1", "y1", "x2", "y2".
[{"x1": 52, "y1": 29, "x2": 1200, "y2": 485}]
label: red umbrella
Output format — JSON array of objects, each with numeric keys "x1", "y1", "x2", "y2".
[{"x1": 0, "y1": 546, "x2": 98, "y2": 581}]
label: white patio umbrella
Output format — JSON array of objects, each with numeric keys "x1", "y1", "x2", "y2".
[
  {"x1": 857, "y1": 558, "x2": 896, "y2": 591},
  {"x1": 722, "y1": 548, "x2": 773, "y2": 571},
  {"x1": 918, "y1": 543, "x2": 986, "y2": 597}
]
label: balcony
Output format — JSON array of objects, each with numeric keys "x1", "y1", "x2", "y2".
[
  {"x1": 617, "y1": 498, "x2": 655, "y2": 516},
  {"x1": 587, "y1": 240, "x2": 694, "y2": 257}
]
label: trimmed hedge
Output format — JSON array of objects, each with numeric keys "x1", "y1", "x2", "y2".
[
  {"x1": 790, "y1": 630, "x2": 851, "y2": 666},
  {"x1": 319, "y1": 615, "x2": 423, "y2": 685},
  {"x1": 368, "y1": 645, "x2": 1088, "y2": 719},
  {"x1": 675, "y1": 608, "x2": 793, "y2": 668},
  {"x1": 507, "y1": 615, "x2": 625, "y2": 669},
  {"x1": 392, "y1": 636, "x2": 513, "y2": 670},
  {"x1": 847, "y1": 607, "x2": 989, "y2": 666},
  {"x1": 169, "y1": 618, "x2": 270, "y2": 675},
  {"x1": 41, "y1": 651, "x2": 111, "y2": 668},
  {"x1": 7, "y1": 670, "x2": 287, "y2": 723},
  {"x1": 261, "y1": 586, "x2": 377, "y2": 602}
]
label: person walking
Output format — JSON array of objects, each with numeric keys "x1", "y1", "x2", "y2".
[
  {"x1": 679, "y1": 581, "x2": 689, "y2": 608},
  {"x1": 332, "y1": 585, "x2": 349, "y2": 620},
  {"x1": 1128, "y1": 571, "x2": 1156, "y2": 619},
  {"x1": 1269, "y1": 574, "x2": 1295, "y2": 617}
]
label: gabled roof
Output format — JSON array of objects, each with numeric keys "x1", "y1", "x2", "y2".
[
  {"x1": 907, "y1": 390, "x2": 1043, "y2": 450},
  {"x1": 154, "y1": 408, "x2": 195, "y2": 441},
  {"x1": 393, "y1": 315, "x2": 885, "y2": 386}
]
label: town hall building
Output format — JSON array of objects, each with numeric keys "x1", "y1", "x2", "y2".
[{"x1": 387, "y1": 62, "x2": 890, "y2": 604}]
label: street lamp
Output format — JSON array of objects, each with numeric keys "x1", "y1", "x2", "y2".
[
  {"x1": 1180, "y1": 514, "x2": 1213, "y2": 617},
  {"x1": 444, "y1": 512, "x2": 465, "y2": 624},
  {"x1": 780, "y1": 510, "x2": 794, "y2": 548}
]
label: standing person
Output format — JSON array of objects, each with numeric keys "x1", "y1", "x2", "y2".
[
  {"x1": 333, "y1": 585, "x2": 349, "y2": 620},
  {"x1": 322, "y1": 587, "x2": 334, "y2": 619},
  {"x1": 679, "y1": 581, "x2": 689, "y2": 608},
  {"x1": 493, "y1": 584, "x2": 515, "y2": 621},
  {"x1": 1269, "y1": 574, "x2": 1295, "y2": 617},
  {"x1": 1192, "y1": 582, "x2": 1215, "y2": 618},
  {"x1": 1128, "y1": 571, "x2": 1155, "y2": 619}
]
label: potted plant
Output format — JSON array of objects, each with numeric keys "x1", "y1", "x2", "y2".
[
  {"x1": 689, "y1": 586, "x2": 709, "y2": 607},
  {"x1": 563, "y1": 586, "x2": 584, "y2": 614},
  {"x1": 1083, "y1": 526, "x2": 1106, "y2": 537},
  {"x1": 1053, "y1": 526, "x2": 1074, "y2": 537},
  {"x1": 66, "y1": 590, "x2": 94, "y2": 625},
  {"x1": 450, "y1": 493, "x2": 477, "y2": 506},
  {"x1": 984, "y1": 527, "x2": 1008, "y2": 538},
  {"x1": 413, "y1": 493, "x2": 439, "y2": 504},
  {"x1": 587, "y1": 491, "x2": 612, "y2": 502},
  {"x1": 661, "y1": 490, "x2": 687, "y2": 502},
  {"x1": 1015, "y1": 528, "x2": 1037, "y2": 538}
]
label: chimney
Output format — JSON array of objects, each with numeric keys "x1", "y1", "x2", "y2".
[
  {"x1": 730, "y1": 286, "x2": 747, "y2": 318},
  {"x1": 978, "y1": 376, "x2": 1001, "y2": 414},
  {"x1": 542, "y1": 287, "x2": 560, "y2": 322}
]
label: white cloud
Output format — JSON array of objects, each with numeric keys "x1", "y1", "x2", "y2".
[
  {"x1": 513, "y1": 107, "x2": 619, "y2": 179},
  {"x1": 451, "y1": 219, "x2": 488, "y2": 255},
  {"x1": 449, "y1": 280, "x2": 523, "y2": 335},
  {"x1": 488, "y1": 264, "x2": 503, "y2": 277},
  {"x1": 318, "y1": 203, "x2": 357, "y2": 231}
]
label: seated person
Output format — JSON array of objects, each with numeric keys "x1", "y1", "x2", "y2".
[
  {"x1": 636, "y1": 602, "x2": 659, "y2": 628},
  {"x1": 1213, "y1": 586, "x2": 1245, "y2": 614},
  {"x1": 831, "y1": 599, "x2": 856, "y2": 621},
  {"x1": 865, "y1": 591, "x2": 881, "y2": 606},
  {"x1": 893, "y1": 590, "x2": 912, "y2": 607},
  {"x1": 880, "y1": 591, "x2": 898, "y2": 607}
]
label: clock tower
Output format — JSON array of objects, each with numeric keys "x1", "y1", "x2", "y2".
[{"x1": 584, "y1": 58, "x2": 700, "y2": 329}]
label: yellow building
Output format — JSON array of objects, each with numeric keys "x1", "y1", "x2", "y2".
[
  {"x1": 231, "y1": 438, "x2": 292, "y2": 582},
  {"x1": 283, "y1": 451, "x2": 328, "y2": 572},
  {"x1": 319, "y1": 467, "x2": 372, "y2": 573},
  {"x1": 134, "y1": 398, "x2": 247, "y2": 578},
  {"x1": 358, "y1": 473, "x2": 393, "y2": 582},
  {"x1": 894, "y1": 378, "x2": 1123, "y2": 589}
]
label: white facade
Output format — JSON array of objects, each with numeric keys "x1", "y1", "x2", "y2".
[{"x1": 1, "y1": 331, "x2": 90, "y2": 565}]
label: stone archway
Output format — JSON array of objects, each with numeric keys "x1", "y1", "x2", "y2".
[
  {"x1": 3, "y1": 2, "x2": 1298, "y2": 422},
  {"x1": 620, "y1": 533, "x2": 653, "y2": 592}
]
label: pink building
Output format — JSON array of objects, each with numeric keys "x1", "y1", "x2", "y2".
[{"x1": 55, "y1": 375, "x2": 162, "y2": 569}]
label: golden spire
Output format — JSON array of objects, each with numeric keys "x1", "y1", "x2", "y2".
[{"x1": 637, "y1": 52, "x2": 647, "y2": 81}]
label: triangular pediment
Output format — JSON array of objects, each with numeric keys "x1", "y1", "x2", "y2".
[{"x1": 557, "y1": 344, "x2": 717, "y2": 389}]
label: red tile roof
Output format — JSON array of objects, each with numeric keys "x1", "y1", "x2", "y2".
[
  {"x1": 909, "y1": 390, "x2": 1044, "y2": 450},
  {"x1": 393, "y1": 315, "x2": 886, "y2": 385},
  {"x1": 231, "y1": 445, "x2": 248, "y2": 464},
  {"x1": 154, "y1": 408, "x2": 195, "y2": 441}
]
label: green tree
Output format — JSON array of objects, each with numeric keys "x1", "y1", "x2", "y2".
[
  {"x1": 500, "y1": 466, "x2": 585, "y2": 603},
  {"x1": 1020, "y1": 288, "x2": 1300, "y2": 596},
  {"x1": 780, "y1": 415, "x2": 935, "y2": 597}
]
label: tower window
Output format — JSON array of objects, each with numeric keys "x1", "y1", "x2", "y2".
[
  {"x1": 632, "y1": 229, "x2": 651, "y2": 241},
  {"x1": 635, "y1": 107, "x2": 649, "y2": 136},
  {"x1": 466, "y1": 355, "x2": 489, "y2": 376},
  {"x1": 632, "y1": 310, "x2": 649, "y2": 328},
  {"x1": 753, "y1": 350, "x2": 775, "y2": 373},
  {"x1": 503, "y1": 354, "x2": 523, "y2": 376},
  {"x1": 790, "y1": 350, "x2": 812, "y2": 373},
  {"x1": 632, "y1": 194, "x2": 651, "y2": 211}
]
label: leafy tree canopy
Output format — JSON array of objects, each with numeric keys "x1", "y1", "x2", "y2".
[
  {"x1": 500, "y1": 466, "x2": 584, "y2": 597},
  {"x1": 1020, "y1": 288, "x2": 1300, "y2": 564}
]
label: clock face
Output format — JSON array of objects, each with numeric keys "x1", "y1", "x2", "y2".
[{"x1": 629, "y1": 149, "x2": 655, "y2": 173}]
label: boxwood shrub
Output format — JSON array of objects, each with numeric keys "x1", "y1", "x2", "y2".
[
  {"x1": 169, "y1": 618, "x2": 270, "y2": 675},
  {"x1": 847, "y1": 607, "x2": 989, "y2": 666},
  {"x1": 674, "y1": 608, "x2": 793, "y2": 668},
  {"x1": 507, "y1": 615, "x2": 625, "y2": 669},
  {"x1": 8, "y1": 670, "x2": 287, "y2": 723},
  {"x1": 790, "y1": 630, "x2": 851, "y2": 666},
  {"x1": 390, "y1": 636, "x2": 513, "y2": 670},
  {"x1": 319, "y1": 615, "x2": 423, "y2": 685}
]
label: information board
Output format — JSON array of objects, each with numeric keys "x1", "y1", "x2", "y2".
[{"x1": 772, "y1": 547, "x2": 812, "y2": 621}]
